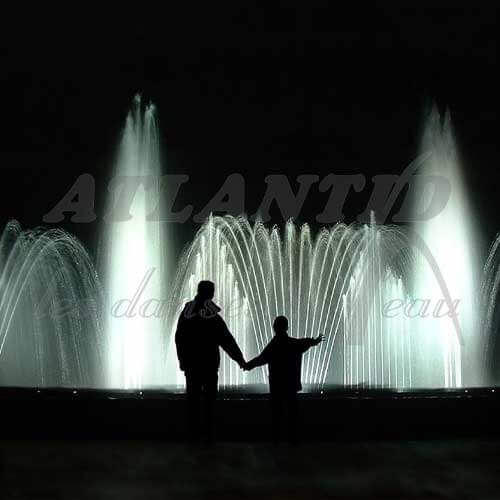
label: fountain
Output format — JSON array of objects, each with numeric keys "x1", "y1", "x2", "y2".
[
  {"x1": 0, "y1": 99, "x2": 494, "y2": 391},
  {"x1": 0, "y1": 220, "x2": 103, "y2": 387},
  {"x1": 102, "y1": 95, "x2": 167, "y2": 389},
  {"x1": 411, "y1": 107, "x2": 483, "y2": 388},
  {"x1": 482, "y1": 234, "x2": 500, "y2": 385},
  {"x1": 166, "y1": 215, "x2": 415, "y2": 388},
  {"x1": 165, "y1": 106, "x2": 488, "y2": 390}
]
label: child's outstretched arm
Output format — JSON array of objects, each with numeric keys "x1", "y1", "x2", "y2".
[
  {"x1": 244, "y1": 341, "x2": 274, "y2": 370},
  {"x1": 298, "y1": 334, "x2": 324, "y2": 353}
]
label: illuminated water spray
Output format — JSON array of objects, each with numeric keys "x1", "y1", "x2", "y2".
[
  {"x1": 411, "y1": 107, "x2": 481, "y2": 388},
  {"x1": 0, "y1": 221, "x2": 103, "y2": 387},
  {"x1": 165, "y1": 108, "x2": 485, "y2": 389},
  {"x1": 167, "y1": 215, "x2": 414, "y2": 388},
  {"x1": 103, "y1": 96, "x2": 166, "y2": 389},
  {"x1": 98, "y1": 101, "x2": 485, "y2": 390},
  {"x1": 0, "y1": 99, "x2": 490, "y2": 390}
]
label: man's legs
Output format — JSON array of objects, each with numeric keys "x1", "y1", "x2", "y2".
[
  {"x1": 185, "y1": 371, "x2": 202, "y2": 442},
  {"x1": 201, "y1": 371, "x2": 218, "y2": 443}
]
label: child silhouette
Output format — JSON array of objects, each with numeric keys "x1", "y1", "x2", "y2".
[{"x1": 245, "y1": 315, "x2": 323, "y2": 443}]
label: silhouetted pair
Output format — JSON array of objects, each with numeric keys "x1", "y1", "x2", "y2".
[{"x1": 175, "y1": 280, "x2": 323, "y2": 443}]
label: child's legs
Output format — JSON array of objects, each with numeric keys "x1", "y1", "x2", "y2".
[
  {"x1": 285, "y1": 393, "x2": 299, "y2": 443},
  {"x1": 270, "y1": 394, "x2": 286, "y2": 442}
]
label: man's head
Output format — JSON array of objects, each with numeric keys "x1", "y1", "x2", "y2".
[
  {"x1": 273, "y1": 315, "x2": 288, "y2": 335},
  {"x1": 197, "y1": 280, "x2": 215, "y2": 300}
]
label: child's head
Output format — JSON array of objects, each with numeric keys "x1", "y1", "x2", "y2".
[{"x1": 273, "y1": 315, "x2": 288, "y2": 334}]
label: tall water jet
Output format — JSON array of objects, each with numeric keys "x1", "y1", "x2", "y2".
[
  {"x1": 0, "y1": 220, "x2": 103, "y2": 387},
  {"x1": 103, "y1": 96, "x2": 167, "y2": 389},
  {"x1": 411, "y1": 107, "x2": 482, "y2": 388}
]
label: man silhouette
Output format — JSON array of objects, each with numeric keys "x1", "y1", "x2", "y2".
[
  {"x1": 244, "y1": 315, "x2": 323, "y2": 443},
  {"x1": 175, "y1": 280, "x2": 245, "y2": 443}
]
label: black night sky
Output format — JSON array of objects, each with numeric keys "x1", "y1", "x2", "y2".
[{"x1": 0, "y1": 5, "x2": 497, "y2": 261}]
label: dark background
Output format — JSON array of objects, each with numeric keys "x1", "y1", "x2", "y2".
[{"x1": 0, "y1": 4, "x2": 497, "y2": 262}]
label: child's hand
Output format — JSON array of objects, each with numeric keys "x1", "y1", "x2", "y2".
[{"x1": 314, "y1": 335, "x2": 325, "y2": 345}]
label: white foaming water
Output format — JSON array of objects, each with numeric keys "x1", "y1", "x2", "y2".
[
  {"x1": 103, "y1": 95, "x2": 166, "y2": 389},
  {"x1": 411, "y1": 107, "x2": 483, "y2": 388}
]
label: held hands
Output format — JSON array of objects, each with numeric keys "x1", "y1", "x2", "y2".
[{"x1": 238, "y1": 360, "x2": 251, "y2": 371}]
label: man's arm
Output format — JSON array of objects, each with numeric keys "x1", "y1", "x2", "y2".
[
  {"x1": 175, "y1": 307, "x2": 188, "y2": 371},
  {"x1": 217, "y1": 317, "x2": 245, "y2": 367}
]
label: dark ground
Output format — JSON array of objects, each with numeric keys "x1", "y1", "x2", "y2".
[
  {"x1": 1, "y1": 389, "x2": 499, "y2": 498},
  {"x1": 0, "y1": 439, "x2": 499, "y2": 499},
  {"x1": 2, "y1": 387, "x2": 499, "y2": 441}
]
